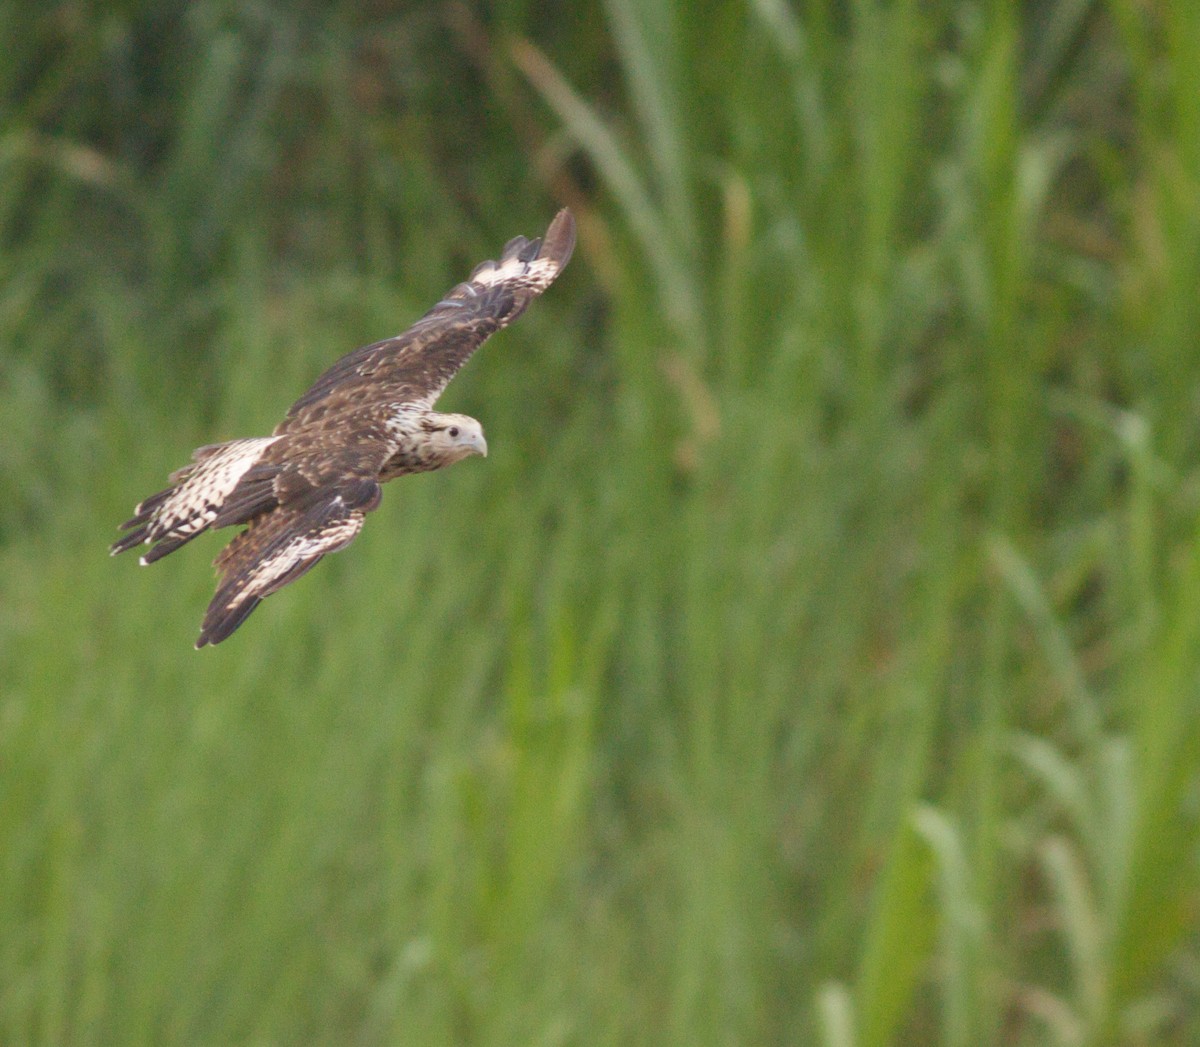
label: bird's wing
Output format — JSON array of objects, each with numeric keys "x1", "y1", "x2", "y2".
[
  {"x1": 278, "y1": 208, "x2": 576, "y2": 428},
  {"x1": 195, "y1": 458, "x2": 385, "y2": 648}
]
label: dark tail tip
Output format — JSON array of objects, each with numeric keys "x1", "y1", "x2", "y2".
[{"x1": 110, "y1": 528, "x2": 148, "y2": 557}]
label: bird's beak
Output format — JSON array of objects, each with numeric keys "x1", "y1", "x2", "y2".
[{"x1": 472, "y1": 433, "x2": 488, "y2": 458}]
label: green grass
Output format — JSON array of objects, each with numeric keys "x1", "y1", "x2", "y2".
[{"x1": 2, "y1": 1, "x2": 1199, "y2": 1044}]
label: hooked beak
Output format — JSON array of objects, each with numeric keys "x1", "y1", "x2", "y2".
[{"x1": 470, "y1": 433, "x2": 488, "y2": 458}]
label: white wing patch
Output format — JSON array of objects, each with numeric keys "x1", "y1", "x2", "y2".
[
  {"x1": 195, "y1": 506, "x2": 366, "y2": 648},
  {"x1": 110, "y1": 436, "x2": 280, "y2": 562},
  {"x1": 466, "y1": 249, "x2": 564, "y2": 295},
  {"x1": 243, "y1": 512, "x2": 363, "y2": 597}
]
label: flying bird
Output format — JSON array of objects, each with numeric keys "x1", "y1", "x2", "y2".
[{"x1": 112, "y1": 208, "x2": 576, "y2": 647}]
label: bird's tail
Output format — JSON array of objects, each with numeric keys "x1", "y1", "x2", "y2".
[{"x1": 110, "y1": 436, "x2": 280, "y2": 564}]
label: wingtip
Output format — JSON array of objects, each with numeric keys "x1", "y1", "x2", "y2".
[
  {"x1": 542, "y1": 208, "x2": 576, "y2": 270},
  {"x1": 194, "y1": 624, "x2": 217, "y2": 649},
  {"x1": 195, "y1": 593, "x2": 263, "y2": 649}
]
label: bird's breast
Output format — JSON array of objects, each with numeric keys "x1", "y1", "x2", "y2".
[{"x1": 379, "y1": 406, "x2": 438, "y2": 481}]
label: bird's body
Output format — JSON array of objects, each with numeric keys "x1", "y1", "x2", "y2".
[{"x1": 112, "y1": 209, "x2": 576, "y2": 647}]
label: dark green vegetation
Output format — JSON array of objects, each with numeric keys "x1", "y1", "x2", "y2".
[{"x1": 3, "y1": 2, "x2": 1199, "y2": 1043}]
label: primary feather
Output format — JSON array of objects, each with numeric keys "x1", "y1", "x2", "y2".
[{"x1": 111, "y1": 209, "x2": 576, "y2": 647}]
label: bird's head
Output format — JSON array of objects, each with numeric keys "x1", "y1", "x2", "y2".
[{"x1": 425, "y1": 414, "x2": 488, "y2": 464}]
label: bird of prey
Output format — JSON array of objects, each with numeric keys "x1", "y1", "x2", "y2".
[{"x1": 112, "y1": 208, "x2": 576, "y2": 647}]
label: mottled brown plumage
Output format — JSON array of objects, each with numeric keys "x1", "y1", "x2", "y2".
[{"x1": 112, "y1": 209, "x2": 576, "y2": 647}]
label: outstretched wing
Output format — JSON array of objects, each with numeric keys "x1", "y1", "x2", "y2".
[
  {"x1": 196, "y1": 468, "x2": 384, "y2": 648},
  {"x1": 279, "y1": 207, "x2": 576, "y2": 428}
]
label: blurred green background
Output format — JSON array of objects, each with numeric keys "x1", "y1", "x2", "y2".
[{"x1": 3, "y1": 1, "x2": 1200, "y2": 1044}]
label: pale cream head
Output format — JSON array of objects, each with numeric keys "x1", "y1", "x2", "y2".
[{"x1": 424, "y1": 413, "x2": 488, "y2": 463}]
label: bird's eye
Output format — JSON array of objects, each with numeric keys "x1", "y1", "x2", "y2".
[{"x1": 448, "y1": 426, "x2": 460, "y2": 438}]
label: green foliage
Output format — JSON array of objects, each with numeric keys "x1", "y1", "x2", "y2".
[{"x1": 2, "y1": 1, "x2": 1199, "y2": 1044}]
